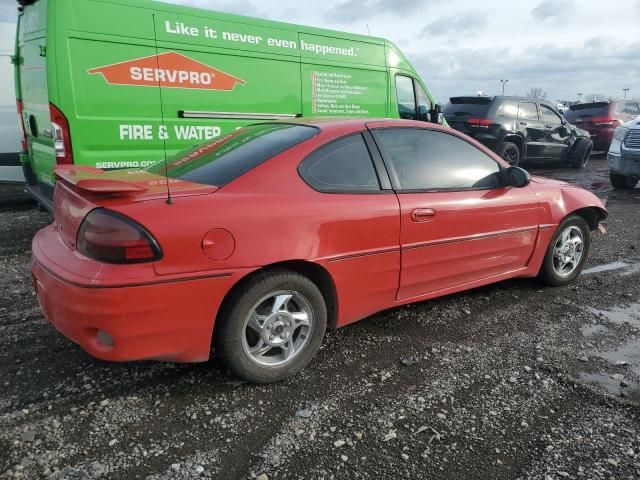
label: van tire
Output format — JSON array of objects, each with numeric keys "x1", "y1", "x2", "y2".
[{"x1": 214, "y1": 269, "x2": 327, "y2": 383}]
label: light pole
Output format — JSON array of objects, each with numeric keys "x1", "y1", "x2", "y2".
[
  {"x1": 500, "y1": 79, "x2": 508, "y2": 96},
  {"x1": 577, "y1": 92, "x2": 583, "y2": 103},
  {"x1": 623, "y1": 88, "x2": 630, "y2": 99}
]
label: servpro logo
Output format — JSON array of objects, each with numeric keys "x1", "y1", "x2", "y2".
[{"x1": 88, "y1": 52, "x2": 245, "y2": 91}]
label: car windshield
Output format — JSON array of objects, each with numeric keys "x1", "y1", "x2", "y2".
[
  {"x1": 444, "y1": 97, "x2": 493, "y2": 117},
  {"x1": 147, "y1": 124, "x2": 318, "y2": 186}
]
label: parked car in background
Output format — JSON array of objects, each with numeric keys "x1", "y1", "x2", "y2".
[
  {"x1": 32, "y1": 118, "x2": 607, "y2": 383},
  {"x1": 444, "y1": 96, "x2": 592, "y2": 169},
  {"x1": 564, "y1": 100, "x2": 640, "y2": 151},
  {"x1": 608, "y1": 116, "x2": 640, "y2": 189},
  {"x1": 0, "y1": 21, "x2": 23, "y2": 184}
]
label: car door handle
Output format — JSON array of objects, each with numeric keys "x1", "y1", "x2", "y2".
[
  {"x1": 545, "y1": 124, "x2": 554, "y2": 129},
  {"x1": 411, "y1": 208, "x2": 436, "y2": 222},
  {"x1": 519, "y1": 121, "x2": 528, "y2": 126}
]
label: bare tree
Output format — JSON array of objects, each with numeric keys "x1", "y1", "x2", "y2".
[{"x1": 526, "y1": 87, "x2": 547, "y2": 100}]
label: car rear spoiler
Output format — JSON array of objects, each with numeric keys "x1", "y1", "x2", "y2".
[{"x1": 54, "y1": 166, "x2": 148, "y2": 194}]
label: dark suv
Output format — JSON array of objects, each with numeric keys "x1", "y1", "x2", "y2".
[
  {"x1": 444, "y1": 96, "x2": 592, "y2": 168},
  {"x1": 564, "y1": 100, "x2": 640, "y2": 151}
]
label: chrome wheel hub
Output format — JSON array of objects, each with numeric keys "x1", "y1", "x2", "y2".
[
  {"x1": 552, "y1": 226, "x2": 585, "y2": 277},
  {"x1": 242, "y1": 291, "x2": 313, "y2": 367},
  {"x1": 262, "y1": 312, "x2": 296, "y2": 347}
]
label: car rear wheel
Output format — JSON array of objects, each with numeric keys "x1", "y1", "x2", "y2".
[
  {"x1": 610, "y1": 173, "x2": 639, "y2": 190},
  {"x1": 497, "y1": 142, "x2": 520, "y2": 166},
  {"x1": 214, "y1": 269, "x2": 327, "y2": 383},
  {"x1": 568, "y1": 138, "x2": 592, "y2": 169},
  {"x1": 539, "y1": 215, "x2": 591, "y2": 286}
]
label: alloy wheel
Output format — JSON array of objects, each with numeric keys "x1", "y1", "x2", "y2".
[
  {"x1": 241, "y1": 291, "x2": 314, "y2": 367},
  {"x1": 502, "y1": 146, "x2": 519, "y2": 166},
  {"x1": 552, "y1": 226, "x2": 585, "y2": 277}
]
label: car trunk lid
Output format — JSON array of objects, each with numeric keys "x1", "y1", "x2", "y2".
[{"x1": 53, "y1": 165, "x2": 216, "y2": 250}]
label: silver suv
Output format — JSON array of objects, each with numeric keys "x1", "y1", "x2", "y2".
[{"x1": 608, "y1": 116, "x2": 640, "y2": 189}]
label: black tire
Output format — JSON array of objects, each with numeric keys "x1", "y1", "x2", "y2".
[
  {"x1": 568, "y1": 138, "x2": 592, "y2": 169},
  {"x1": 497, "y1": 141, "x2": 520, "y2": 166},
  {"x1": 214, "y1": 269, "x2": 327, "y2": 383},
  {"x1": 610, "y1": 173, "x2": 639, "y2": 190},
  {"x1": 539, "y1": 215, "x2": 591, "y2": 286}
]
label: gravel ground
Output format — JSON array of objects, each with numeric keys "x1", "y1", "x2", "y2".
[{"x1": 1, "y1": 157, "x2": 639, "y2": 479}]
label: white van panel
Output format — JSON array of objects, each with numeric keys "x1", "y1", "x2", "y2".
[{"x1": 0, "y1": 21, "x2": 24, "y2": 183}]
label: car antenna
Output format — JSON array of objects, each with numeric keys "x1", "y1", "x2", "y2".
[{"x1": 152, "y1": 13, "x2": 172, "y2": 205}]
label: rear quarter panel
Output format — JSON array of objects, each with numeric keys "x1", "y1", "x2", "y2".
[{"x1": 108, "y1": 125, "x2": 402, "y2": 326}]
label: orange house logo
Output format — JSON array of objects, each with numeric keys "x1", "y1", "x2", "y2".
[{"x1": 88, "y1": 51, "x2": 246, "y2": 91}]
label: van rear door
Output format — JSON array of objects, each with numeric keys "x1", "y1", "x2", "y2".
[{"x1": 16, "y1": 0, "x2": 56, "y2": 202}]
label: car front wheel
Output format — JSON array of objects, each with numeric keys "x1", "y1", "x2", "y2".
[
  {"x1": 214, "y1": 269, "x2": 327, "y2": 383},
  {"x1": 539, "y1": 215, "x2": 591, "y2": 286},
  {"x1": 568, "y1": 138, "x2": 592, "y2": 169}
]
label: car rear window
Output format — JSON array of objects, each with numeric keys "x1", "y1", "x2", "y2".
[
  {"x1": 567, "y1": 102, "x2": 611, "y2": 117},
  {"x1": 444, "y1": 97, "x2": 494, "y2": 117},
  {"x1": 148, "y1": 124, "x2": 318, "y2": 186}
]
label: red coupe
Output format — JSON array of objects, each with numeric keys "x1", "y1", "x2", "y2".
[{"x1": 32, "y1": 119, "x2": 607, "y2": 383}]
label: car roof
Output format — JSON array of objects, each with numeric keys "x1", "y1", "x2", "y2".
[{"x1": 251, "y1": 117, "x2": 443, "y2": 133}]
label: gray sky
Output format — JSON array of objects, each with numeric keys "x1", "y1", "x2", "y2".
[{"x1": 1, "y1": 0, "x2": 638, "y2": 103}]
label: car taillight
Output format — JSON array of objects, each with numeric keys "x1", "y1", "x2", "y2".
[
  {"x1": 77, "y1": 209, "x2": 162, "y2": 264},
  {"x1": 49, "y1": 103, "x2": 73, "y2": 165},
  {"x1": 467, "y1": 118, "x2": 493, "y2": 127},
  {"x1": 16, "y1": 99, "x2": 27, "y2": 152},
  {"x1": 590, "y1": 116, "x2": 621, "y2": 127}
]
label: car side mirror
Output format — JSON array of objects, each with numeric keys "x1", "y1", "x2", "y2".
[
  {"x1": 505, "y1": 166, "x2": 530, "y2": 188},
  {"x1": 429, "y1": 104, "x2": 443, "y2": 124}
]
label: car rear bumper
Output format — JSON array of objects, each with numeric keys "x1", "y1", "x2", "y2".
[
  {"x1": 32, "y1": 229, "x2": 245, "y2": 363},
  {"x1": 582, "y1": 127, "x2": 614, "y2": 150}
]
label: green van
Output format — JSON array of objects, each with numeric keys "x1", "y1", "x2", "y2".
[{"x1": 14, "y1": 0, "x2": 442, "y2": 207}]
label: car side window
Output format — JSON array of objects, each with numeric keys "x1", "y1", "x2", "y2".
[
  {"x1": 396, "y1": 75, "x2": 417, "y2": 120},
  {"x1": 372, "y1": 128, "x2": 502, "y2": 191},
  {"x1": 298, "y1": 134, "x2": 380, "y2": 193},
  {"x1": 621, "y1": 102, "x2": 640, "y2": 115},
  {"x1": 497, "y1": 100, "x2": 518, "y2": 118},
  {"x1": 518, "y1": 102, "x2": 539, "y2": 121},
  {"x1": 540, "y1": 105, "x2": 563, "y2": 124}
]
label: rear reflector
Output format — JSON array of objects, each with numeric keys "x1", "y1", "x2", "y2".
[
  {"x1": 49, "y1": 103, "x2": 74, "y2": 165},
  {"x1": 77, "y1": 209, "x2": 162, "y2": 264}
]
